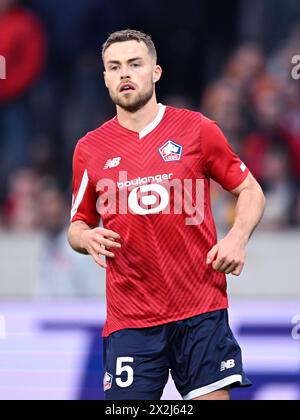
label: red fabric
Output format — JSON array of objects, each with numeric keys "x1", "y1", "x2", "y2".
[
  {"x1": 71, "y1": 106, "x2": 249, "y2": 337},
  {"x1": 242, "y1": 132, "x2": 269, "y2": 183},
  {"x1": 201, "y1": 116, "x2": 249, "y2": 190},
  {"x1": 284, "y1": 130, "x2": 300, "y2": 182},
  {"x1": 242, "y1": 129, "x2": 300, "y2": 183},
  {"x1": 0, "y1": 7, "x2": 46, "y2": 102}
]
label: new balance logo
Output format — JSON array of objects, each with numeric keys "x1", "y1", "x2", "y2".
[
  {"x1": 220, "y1": 359, "x2": 235, "y2": 372},
  {"x1": 104, "y1": 157, "x2": 121, "y2": 170}
]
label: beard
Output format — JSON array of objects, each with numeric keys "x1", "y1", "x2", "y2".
[{"x1": 109, "y1": 82, "x2": 155, "y2": 113}]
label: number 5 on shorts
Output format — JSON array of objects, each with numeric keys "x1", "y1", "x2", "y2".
[{"x1": 116, "y1": 357, "x2": 134, "y2": 388}]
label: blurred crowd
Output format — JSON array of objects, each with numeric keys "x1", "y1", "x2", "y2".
[
  {"x1": 1, "y1": 0, "x2": 300, "y2": 239},
  {"x1": 202, "y1": 31, "x2": 300, "y2": 230}
]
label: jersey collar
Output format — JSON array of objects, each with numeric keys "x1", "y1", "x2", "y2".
[
  {"x1": 114, "y1": 103, "x2": 167, "y2": 139},
  {"x1": 139, "y1": 103, "x2": 166, "y2": 139}
]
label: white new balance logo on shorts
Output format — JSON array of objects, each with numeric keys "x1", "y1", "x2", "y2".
[
  {"x1": 220, "y1": 359, "x2": 235, "y2": 372},
  {"x1": 104, "y1": 157, "x2": 122, "y2": 170}
]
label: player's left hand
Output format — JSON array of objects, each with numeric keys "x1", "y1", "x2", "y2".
[{"x1": 206, "y1": 234, "x2": 246, "y2": 276}]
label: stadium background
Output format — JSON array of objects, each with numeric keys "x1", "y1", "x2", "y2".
[{"x1": 0, "y1": 0, "x2": 300, "y2": 400}]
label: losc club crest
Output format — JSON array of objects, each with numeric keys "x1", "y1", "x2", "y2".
[
  {"x1": 159, "y1": 140, "x2": 183, "y2": 162},
  {"x1": 103, "y1": 372, "x2": 113, "y2": 392}
]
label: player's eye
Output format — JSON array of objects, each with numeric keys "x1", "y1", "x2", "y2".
[{"x1": 131, "y1": 63, "x2": 141, "y2": 68}]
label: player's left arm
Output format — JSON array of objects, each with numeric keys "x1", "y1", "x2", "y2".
[{"x1": 207, "y1": 172, "x2": 266, "y2": 276}]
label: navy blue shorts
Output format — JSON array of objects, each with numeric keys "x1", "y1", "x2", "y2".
[{"x1": 103, "y1": 310, "x2": 252, "y2": 400}]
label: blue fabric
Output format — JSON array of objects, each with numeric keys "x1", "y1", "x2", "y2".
[{"x1": 103, "y1": 310, "x2": 252, "y2": 400}]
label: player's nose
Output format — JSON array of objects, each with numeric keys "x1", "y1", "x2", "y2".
[
  {"x1": 120, "y1": 66, "x2": 129, "y2": 80},
  {"x1": 120, "y1": 66, "x2": 131, "y2": 80}
]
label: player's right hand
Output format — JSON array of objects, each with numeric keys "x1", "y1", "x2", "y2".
[{"x1": 80, "y1": 228, "x2": 121, "y2": 269}]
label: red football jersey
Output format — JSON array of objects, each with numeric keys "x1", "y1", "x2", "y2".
[{"x1": 71, "y1": 105, "x2": 249, "y2": 337}]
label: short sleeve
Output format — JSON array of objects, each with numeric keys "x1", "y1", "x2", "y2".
[
  {"x1": 201, "y1": 117, "x2": 249, "y2": 191},
  {"x1": 70, "y1": 141, "x2": 100, "y2": 227}
]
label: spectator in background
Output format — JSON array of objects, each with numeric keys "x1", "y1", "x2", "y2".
[
  {"x1": 294, "y1": 193, "x2": 300, "y2": 226},
  {"x1": 26, "y1": 0, "x2": 121, "y2": 179},
  {"x1": 242, "y1": 78, "x2": 286, "y2": 185},
  {"x1": 267, "y1": 22, "x2": 300, "y2": 186},
  {"x1": 2, "y1": 168, "x2": 40, "y2": 230},
  {"x1": 0, "y1": 1, "x2": 300, "y2": 231},
  {"x1": 201, "y1": 80, "x2": 245, "y2": 152},
  {"x1": 242, "y1": 77, "x2": 300, "y2": 226},
  {"x1": 36, "y1": 179, "x2": 104, "y2": 298},
  {"x1": 36, "y1": 178, "x2": 69, "y2": 237},
  {"x1": 259, "y1": 146, "x2": 292, "y2": 229},
  {"x1": 202, "y1": 37, "x2": 300, "y2": 229},
  {"x1": 223, "y1": 43, "x2": 266, "y2": 92},
  {"x1": 0, "y1": 0, "x2": 46, "y2": 201},
  {"x1": 200, "y1": 80, "x2": 246, "y2": 231}
]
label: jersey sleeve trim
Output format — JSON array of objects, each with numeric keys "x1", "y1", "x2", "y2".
[
  {"x1": 71, "y1": 169, "x2": 89, "y2": 221},
  {"x1": 222, "y1": 164, "x2": 250, "y2": 192}
]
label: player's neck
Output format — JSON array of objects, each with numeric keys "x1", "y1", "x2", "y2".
[{"x1": 116, "y1": 97, "x2": 160, "y2": 134}]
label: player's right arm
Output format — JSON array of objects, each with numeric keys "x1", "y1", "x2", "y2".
[{"x1": 68, "y1": 140, "x2": 121, "y2": 269}]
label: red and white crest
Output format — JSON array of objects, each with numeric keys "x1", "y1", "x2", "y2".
[
  {"x1": 159, "y1": 141, "x2": 183, "y2": 162},
  {"x1": 103, "y1": 372, "x2": 113, "y2": 391}
]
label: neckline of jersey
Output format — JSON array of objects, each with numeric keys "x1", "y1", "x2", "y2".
[{"x1": 114, "y1": 103, "x2": 167, "y2": 139}]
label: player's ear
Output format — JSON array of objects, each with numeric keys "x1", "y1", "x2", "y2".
[{"x1": 153, "y1": 65, "x2": 162, "y2": 84}]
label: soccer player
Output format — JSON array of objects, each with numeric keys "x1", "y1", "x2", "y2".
[{"x1": 68, "y1": 29, "x2": 266, "y2": 401}]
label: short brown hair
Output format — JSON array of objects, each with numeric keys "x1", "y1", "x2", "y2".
[{"x1": 102, "y1": 29, "x2": 157, "y2": 63}]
